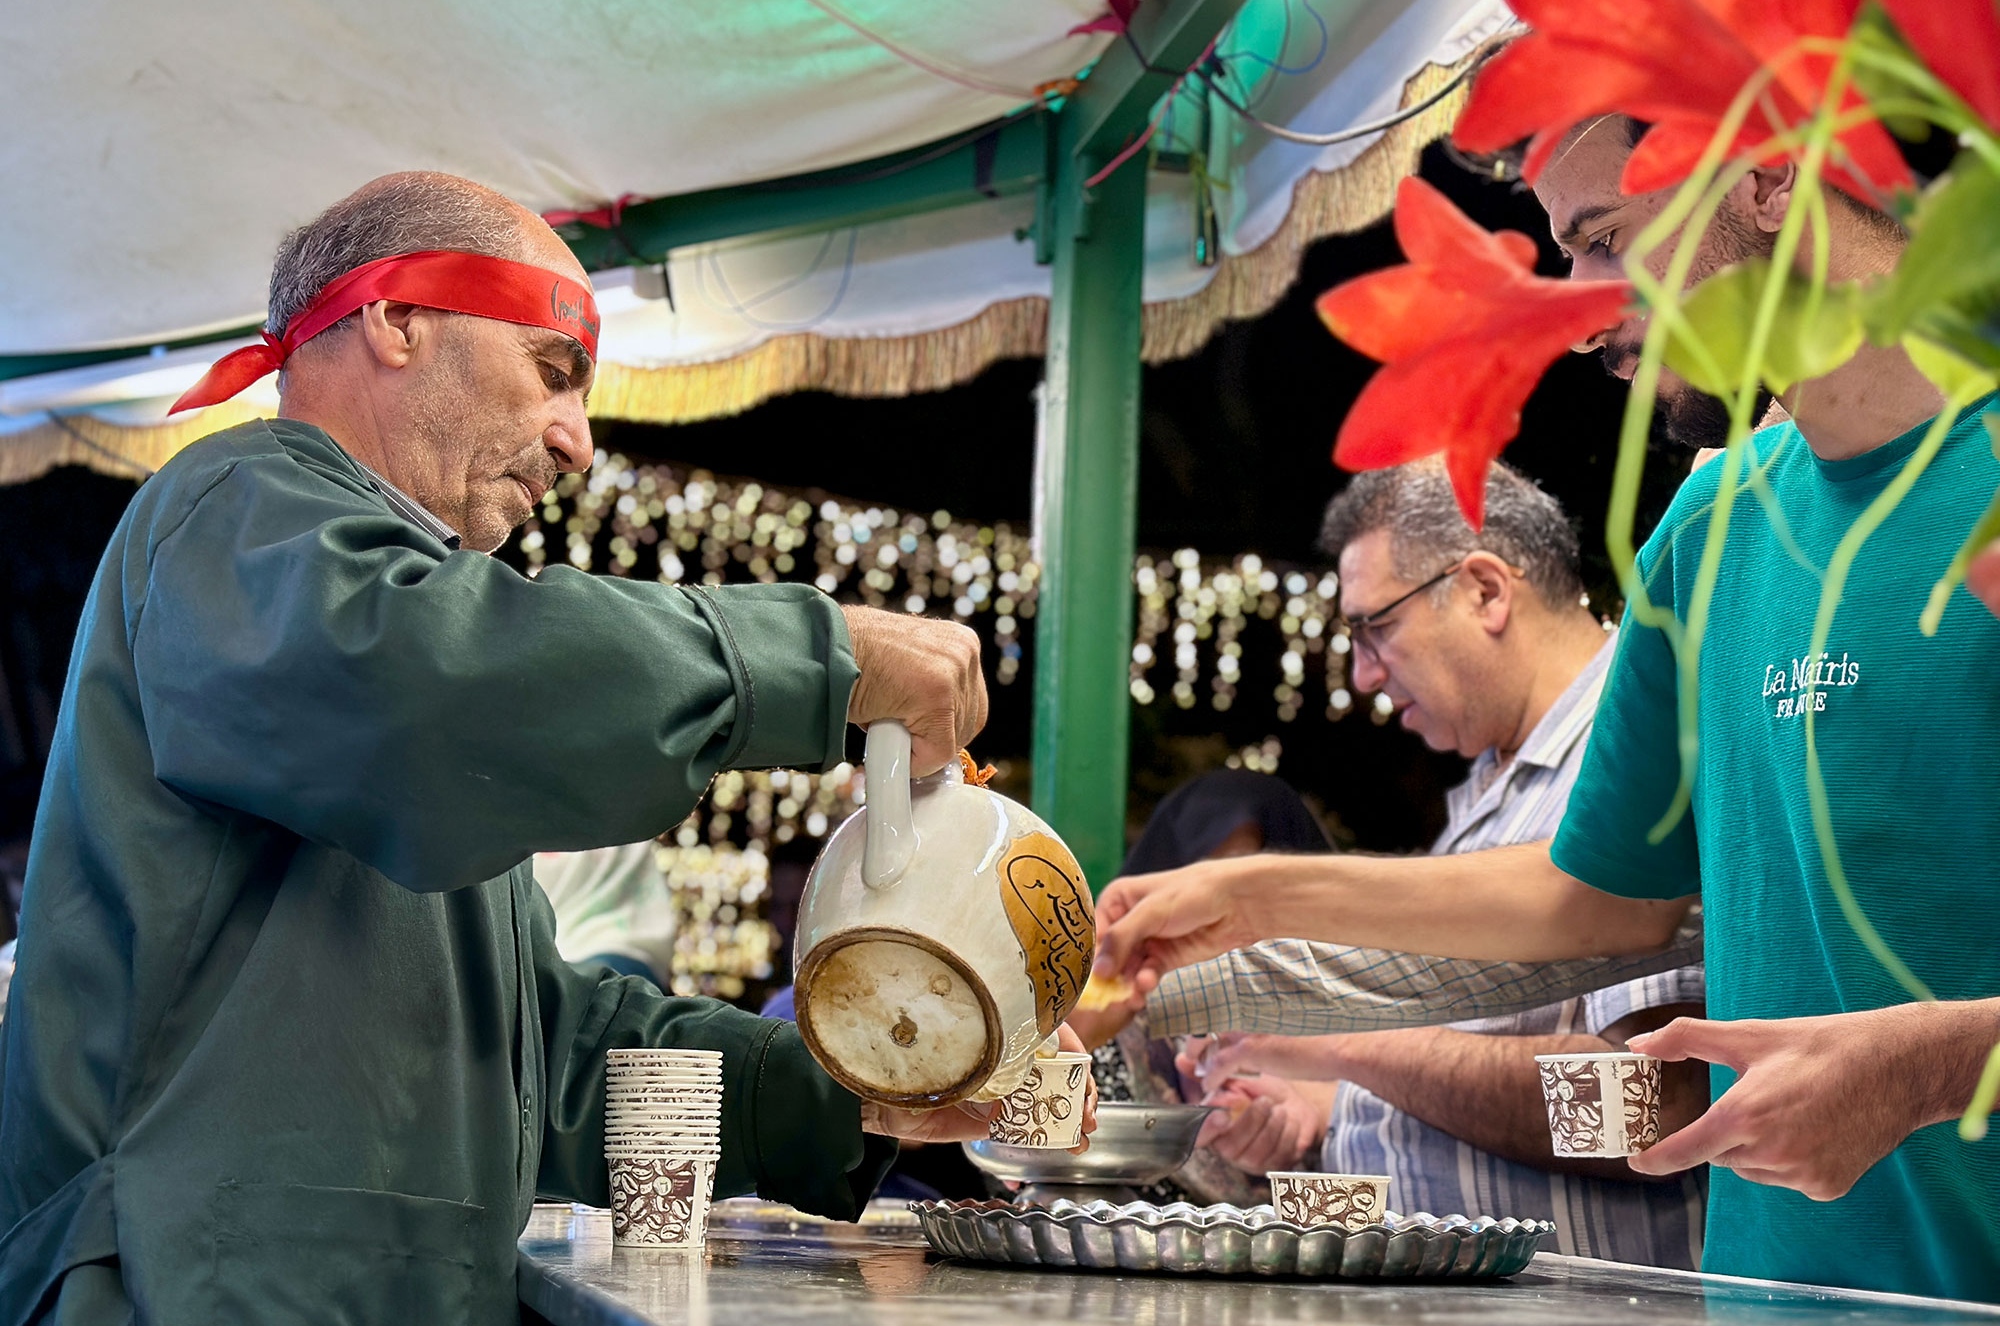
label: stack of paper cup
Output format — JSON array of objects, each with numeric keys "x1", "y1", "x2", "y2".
[{"x1": 604, "y1": 1048, "x2": 723, "y2": 1248}]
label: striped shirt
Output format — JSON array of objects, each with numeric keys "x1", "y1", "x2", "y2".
[{"x1": 1151, "y1": 634, "x2": 1708, "y2": 1268}]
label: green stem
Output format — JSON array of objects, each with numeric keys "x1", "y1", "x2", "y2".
[
  {"x1": 1964, "y1": 1040, "x2": 2000, "y2": 1143},
  {"x1": 1800, "y1": 396, "x2": 1980, "y2": 1007},
  {"x1": 1633, "y1": 58, "x2": 1846, "y2": 842},
  {"x1": 1835, "y1": 40, "x2": 2000, "y2": 176},
  {"x1": 1920, "y1": 463, "x2": 2000, "y2": 635},
  {"x1": 1743, "y1": 434, "x2": 1824, "y2": 580}
]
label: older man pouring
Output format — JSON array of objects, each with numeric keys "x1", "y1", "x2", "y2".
[{"x1": 0, "y1": 172, "x2": 1007, "y2": 1324}]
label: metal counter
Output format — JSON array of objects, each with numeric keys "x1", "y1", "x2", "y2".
[{"x1": 519, "y1": 1203, "x2": 2000, "y2": 1326}]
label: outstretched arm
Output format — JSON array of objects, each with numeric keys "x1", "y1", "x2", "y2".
[
  {"x1": 1092, "y1": 843, "x2": 1693, "y2": 996},
  {"x1": 1132, "y1": 911, "x2": 1704, "y2": 1038}
]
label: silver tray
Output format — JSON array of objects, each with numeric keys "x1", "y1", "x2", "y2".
[{"x1": 910, "y1": 1198, "x2": 1553, "y2": 1278}]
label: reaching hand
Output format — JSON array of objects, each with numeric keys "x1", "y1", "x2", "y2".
[
  {"x1": 841, "y1": 605, "x2": 988, "y2": 776},
  {"x1": 1176, "y1": 1033, "x2": 1356, "y2": 1084},
  {"x1": 1064, "y1": 982, "x2": 1154, "y2": 1050},
  {"x1": 1196, "y1": 1075, "x2": 1328, "y2": 1176},
  {"x1": 1625, "y1": 1004, "x2": 1997, "y2": 1199},
  {"x1": 1092, "y1": 860, "x2": 1262, "y2": 990}
]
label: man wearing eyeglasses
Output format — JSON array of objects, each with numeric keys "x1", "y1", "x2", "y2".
[{"x1": 1164, "y1": 458, "x2": 1710, "y2": 1266}]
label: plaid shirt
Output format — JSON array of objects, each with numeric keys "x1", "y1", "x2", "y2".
[{"x1": 1149, "y1": 635, "x2": 1708, "y2": 1267}]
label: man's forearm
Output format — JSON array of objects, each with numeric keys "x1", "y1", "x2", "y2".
[
  {"x1": 1230, "y1": 843, "x2": 1691, "y2": 962},
  {"x1": 1146, "y1": 915, "x2": 1705, "y2": 1037},
  {"x1": 1329, "y1": 1027, "x2": 1689, "y2": 1182},
  {"x1": 1919, "y1": 997, "x2": 2000, "y2": 1128}
]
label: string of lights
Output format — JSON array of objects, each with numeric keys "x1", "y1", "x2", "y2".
[{"x1": 508, "y1": 450, "x2": 1369, "y2": 729}]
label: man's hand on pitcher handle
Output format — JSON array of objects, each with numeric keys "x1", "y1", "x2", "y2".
[{"x1": 841, "y1": 605, "x2": 987, "y2": 776}]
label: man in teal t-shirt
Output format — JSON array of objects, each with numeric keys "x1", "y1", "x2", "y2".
[
  {"x1": 1089, "y1": 113, "x2": 2000, "y2": 1302},
  {"x1": 1549, "y1": 403, "x2": 2000, "y2": 1296}
]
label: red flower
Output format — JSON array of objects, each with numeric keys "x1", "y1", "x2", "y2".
[
  {"x1": 1452, "y1": 0, "x2": 1912, "y2": 201},
  {"x1": 1316, "y1": 177, "x2": 1630, "y2": 531},
  {"x1": 1879, "y1": 0, "x2": 2000, "y2": 134}
]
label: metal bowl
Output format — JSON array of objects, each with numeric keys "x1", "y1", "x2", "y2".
[{"x1": 962, "y1": 1102, "x2": 1216, "y2": 1187}]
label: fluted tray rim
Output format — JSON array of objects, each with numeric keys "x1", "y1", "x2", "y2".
[
  {"x1": 914, "y1": 1196, "x2": 1552, "y2": 1237},
  {"x1": 908, "y1": 1197, "x2": 1555, "y2": 1279}
]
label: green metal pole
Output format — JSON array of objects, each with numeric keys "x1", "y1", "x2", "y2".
[{"x1": 1032, "y1": 146, "x2": 1147, "y2": 897}]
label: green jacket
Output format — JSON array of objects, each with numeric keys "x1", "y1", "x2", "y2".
[{"x1": 0, "y1": 420, "x2": 892, "y2": 1324}]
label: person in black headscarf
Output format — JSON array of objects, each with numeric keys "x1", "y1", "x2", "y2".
[
  {"x1": 1089, "y1": 769, "x2": 1337, "y2": 1206},
  {"x1": 1121, "y1": 769, "x2": 1333, "y2": 876}
]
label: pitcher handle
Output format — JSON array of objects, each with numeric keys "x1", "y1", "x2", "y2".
[{"x1": 861, "y1": 720, "x2": 917, "y2": 888}]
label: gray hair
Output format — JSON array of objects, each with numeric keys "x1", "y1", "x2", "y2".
[
  {"x1": 1319, "y1": 458, "x2": 1584, "y2": 608},
  {"x1": 266, "y1": 172, "x2": 526, "y2": 338}
]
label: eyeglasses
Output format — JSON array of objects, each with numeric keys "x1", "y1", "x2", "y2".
[
  {"x1": 1339, "y1": 559, "x2": 1529, "y2": 658},
  {"x1": 1338, "y1": 562, "x2": 1464, "y2": 658}
]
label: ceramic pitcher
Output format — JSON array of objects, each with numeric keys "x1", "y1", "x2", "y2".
[{"x1": 793, "y1": 721, "x2": 1095, "y2": 1108}]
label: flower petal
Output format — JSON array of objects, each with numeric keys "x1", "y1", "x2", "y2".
[
  {"x1": 1316, "y1": 268, "x2": 1472, "y2": 362},
  {"x1": 1453, "y1": 0, "x2": 1763, "y2": 173},
  {"x1": 1392, "y1": 177, "x2": 1530, "y2": 280},
  {"x1": 1455, "y1": 0, "x2": 1909, "y2": 199},
  {"x1": 1881, "y1": 0, "x2": 2000, "y2": 133},
  {"x1": 1331, "y1": 281, "x2": 1629, "y2": 528},
  {"x1": 1320, "y1": 181, "x2": 1628, "y2": 529}
]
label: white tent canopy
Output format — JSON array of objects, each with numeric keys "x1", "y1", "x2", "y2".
[{"x1": 0, "y1": 0, "x2": 1510, "y2": 477}]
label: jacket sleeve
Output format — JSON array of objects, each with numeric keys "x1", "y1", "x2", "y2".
[
  {"x1": 527, "y1": 888, "x2": 896, "y2": 1217},
  {"x1": 128, "y1": 451, "x2": 856, "y2": 891}
]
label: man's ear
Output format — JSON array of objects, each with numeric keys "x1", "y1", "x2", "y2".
[
  {"x1": 357, "y1": 300, "x2": 425, "y2": 369},
  {"x1": 1460, "y1": 551, "x2": 1515, "y2": 636},
  {"x1": 1743, "y1": 160, "x2": 1795, "y2": 235}
]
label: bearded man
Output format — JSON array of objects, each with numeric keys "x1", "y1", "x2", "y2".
[
  {"x1": 1090, "y1": 119, "x2": 2000, "y2": 1300},
  {"x1": 0, "y1": 172, "x2": 1010, "y2": 1324}
]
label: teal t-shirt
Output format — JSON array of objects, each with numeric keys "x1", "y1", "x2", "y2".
[{"x1": 1552, "y1": 402, "x2": 2000, "y2": 1301}]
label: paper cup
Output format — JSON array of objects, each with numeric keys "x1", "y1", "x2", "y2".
[
  {"x1": 1535, "y1": 1052, "x2": 1662, "y2": 1157},
  {"x1": 604, "y1": 1124, "x2": 719, "y2": 1144},
  {"x1": 605, "y1": 1072, "x2": 722, "y2": 1084},
  {"x1": 604, "y1": 1125, "x2": 721, "y2": 1142},
  {"x1": 605, "y1": 1099, "x2": 720, "y2": 1110},
  {"x1": 1266, "y1": 1172, "x2": 1392, "y2": 1230},
  {"x1": 988, "y1": 1051, "x2": 1091, "y2": 1149},
  {"x1": 606, "y1": 1141, "x2": 719, "y2": 1155},
  {"x1": 609, "y1": 1153, "x2": 716, "y2": 1247}
]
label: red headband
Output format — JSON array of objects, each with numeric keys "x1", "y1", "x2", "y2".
[{"x1": 170, "y1": 249, "x2": 601, "y2": 414}]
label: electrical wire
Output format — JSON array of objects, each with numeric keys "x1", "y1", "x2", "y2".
[
  {"x1": 800, "y1": 0, "x2": 1046, "y2": 101},
  {"x1": 712, "y1": 230, "x2": 843, "y2": 311},
  {"x1": 697, "y1": 228, "x2": 860, "y2": 332},
  {"x1": 745, "y1": 102, "x2": 1043, "y2": 193},
  {"x1": 1084, "y1": 83, "x2": 1182, "y2": 188},
  {"x1": 1198, "y1": 43, "x2": 1501, "y2": 147},
  {"x1": 1219, "y1": 0, "x2": 1328, "y2": 81},
  {"x1": 1084, "y1": 30, "x2": 1221, "y2": 189},
  {"x1": 48, "y1": 414, "x2": 156, "y2": 478},
  {"x1": 1122, "y1": 22, "x2": 1514, "y2": 150}
]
